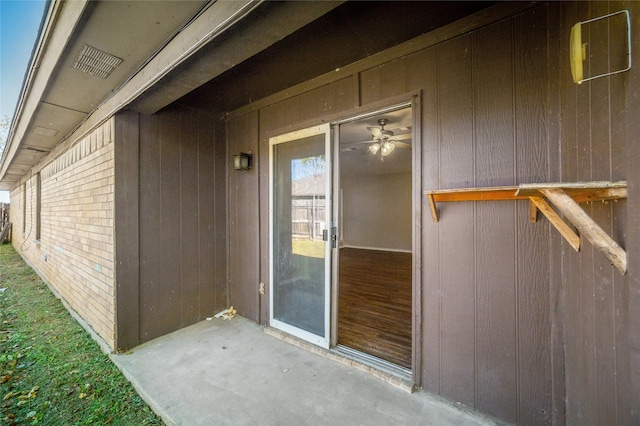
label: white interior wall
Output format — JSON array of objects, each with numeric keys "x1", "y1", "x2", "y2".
[{"x1": 340, "y1": 172, "x2": 412, "y2": 251}]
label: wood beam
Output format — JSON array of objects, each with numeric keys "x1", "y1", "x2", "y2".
[
  {"x1": 541, "y1": 188, "x2": 627, "y2": 274},
  {"x1": 427, "y1": 193, "x2": 438, "y2": 223},
  {"x1": 528, "y1": 200, "x2": 538, "y2": 223},
  {"x1": 529, "y1": 196, "x2": 580, "y2": 251}
]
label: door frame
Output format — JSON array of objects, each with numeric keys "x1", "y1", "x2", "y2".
[
  {"x1": 262, "y1": 91, "x2": 423, "y2": 386},
  {"x1": 330, "y1": 98, "x2": 421, "y2": 380},
  {"x1": 268, "y1": 123, "x2": 332, "y2": 348}
]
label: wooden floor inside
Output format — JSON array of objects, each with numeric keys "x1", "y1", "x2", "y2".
[{"x1": 337, "y1": 247, "x2": 412, "y2": 368}]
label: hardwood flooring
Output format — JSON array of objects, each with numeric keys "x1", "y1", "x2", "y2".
[{"x1": 337, "y1": 247, "x2": 412, "y2": 368}]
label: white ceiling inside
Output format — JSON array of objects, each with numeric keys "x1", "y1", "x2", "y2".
[{"x1": 339, "y1": 107, "x2": 412, "y2": 178}]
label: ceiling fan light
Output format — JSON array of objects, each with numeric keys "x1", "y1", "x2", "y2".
[
  {"x1": 381, "y1": 141, "x2": 395, "y2": 156},
  {"x1": 369, "y1": 143, "x2": 380, "y2": 155}
]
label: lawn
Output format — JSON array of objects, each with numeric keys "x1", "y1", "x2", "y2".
[
  {"x1": 292, "y1": 238, "x2": 325, "y2": 258},
  {"x1": 0, "y1": 244, "x2": 163, "y2": 425}
]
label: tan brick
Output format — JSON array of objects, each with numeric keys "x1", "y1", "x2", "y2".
[{"x1": 10, "y1": 119, "x2": 116, "y2": 349}]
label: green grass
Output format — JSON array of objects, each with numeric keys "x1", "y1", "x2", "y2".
[
  {"x1": 0, "y1": 244, "x2": 163, "y2": 425},
  {"x1": 292, "y1": 239, "x2": 325, "y2": 258}
]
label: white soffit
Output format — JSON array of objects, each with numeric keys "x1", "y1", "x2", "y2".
[{"x1": 0, "y1": 0, "x2": 209, "y2": 190}]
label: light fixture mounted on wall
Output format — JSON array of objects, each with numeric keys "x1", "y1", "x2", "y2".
[
  {"x1": 233, "y1": 152, "x2": 253, "y2": 170},
  {"x1": 570, "y1": 10, "x2": 631, "y2": 84}
]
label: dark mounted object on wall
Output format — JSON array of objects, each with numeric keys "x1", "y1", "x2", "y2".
[{"x1": 233, "y1": 152, "x2": 253, "y2": 170}]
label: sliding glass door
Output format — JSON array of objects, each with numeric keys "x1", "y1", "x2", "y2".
[{"x1": 269, "y1": 124, "x2": 332, "y2": 348}]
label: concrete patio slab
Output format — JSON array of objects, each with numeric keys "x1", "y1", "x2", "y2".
[{"x1": 111, "y1": 317, "x2": 504, "y2": 426}]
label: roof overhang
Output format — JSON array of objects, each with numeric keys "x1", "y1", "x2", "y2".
[{"x1": 0, "y1": 0, "x2": 343, "y2": 190}]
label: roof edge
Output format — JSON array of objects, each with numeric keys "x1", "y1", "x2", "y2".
[{"x1": 0, "y1": 0, "x2": 90, "y2": 189}]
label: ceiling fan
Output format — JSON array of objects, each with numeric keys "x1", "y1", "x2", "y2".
[{"x1": 364, "y1": 118, "x2": 411, "y2": 161}]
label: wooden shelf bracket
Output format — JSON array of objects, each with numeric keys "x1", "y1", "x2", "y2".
[{"x1": 425, "y1": 181, "x2": 627, "y2": 274}]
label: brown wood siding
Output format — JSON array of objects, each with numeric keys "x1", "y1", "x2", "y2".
[
  {"x1": 513, "y1": 7, "x2": 554, "y2": 424},
  {"x1": 408, "y1": 7, "x2": 554, "y2": 423},
  {"x1": 117, "y1": 107, "x2": 226, "y2": 346},
  {"x1": 228, "y1": 111, "x2": 260, "y2": 322},
  {"x1": 622, "y1": 3, "x2": 640, "y2": 423},
  {"x1": 114, "y1": 111, "x2": 140, "y2": 350},
  {"x1": 559, "y1": 1, "x2": 639, "y2": 424},
  {"x1": 435, "y1": 33, "x2": 478, "y2": 409},
  {"x1": 226, "y1": 5, "x2": 557, "y2": 423},
  {"x1": 474, "y1": 18, "x2": 518, "y2": 421},
  {"x1": 223, "y1": 1, "x2": 639, "y2": 424}
]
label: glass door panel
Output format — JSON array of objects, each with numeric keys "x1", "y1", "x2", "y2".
[{"x1": 270, "y1": 124, "x2": 331, "y2": 348}]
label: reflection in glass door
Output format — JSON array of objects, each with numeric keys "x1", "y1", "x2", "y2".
[{"x1": 269, "y1": 124, "x2": 331, "y2": 348}]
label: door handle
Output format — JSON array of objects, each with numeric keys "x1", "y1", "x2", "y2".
[
  {"x1": 323, "y1": 227, "x2": 338, "y2": 248},
  {"x1": 330, "y1": 226, "x2": 337, "y2": 248}
]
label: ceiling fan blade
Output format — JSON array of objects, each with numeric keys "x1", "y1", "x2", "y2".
[
  {"x1": 393, "y1": 133, "x2": 412, "y2": 141},
  {"x1": 394, "y1": 141, "x2": 411, "y2": 149},
  {"x1": 341, "y1": 140, "x2": 376, "y2": 148},
  {"x1": 367, "y1": 127, "x2": 383, "y2": 138},
  {"x1": 389, "y1": 126, "x2": 412, "y2": 135}
]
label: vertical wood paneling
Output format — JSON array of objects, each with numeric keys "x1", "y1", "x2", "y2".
[
  {"x1": 514, "y1": 6, "x2": 554, "y2": 424},
  {"x1": 621, "y1": 5, "x2": 640, "y2": 424},
  {"x1": 139, "y1": 115, "x2": 162, "y2": 341},
  {"x1": 589, "y1": 2, "x2": 618, "y2": 424},
  {"x1": 228, "y1": 111, "x2": 260, "y2": 322},
  {"x1": 180, "y1": 110, "x2": 200, "y2": 325},
  {"x1": 616, "y1": 2, "x2": 637, "y2": 424},
  {"x1": 420, "y1": 47, "x2": 441, "y2": 395},
  {"x1": 137, "y1": 108, "x2": 224, "y2": 344},
  {"x1": 198, "y1": 114, "x2": 217, "y2": 317},
  {"x1": 259, "y1": 118, "x2": 271, "y2": 326},
  {"x1": 436, "y1": 34, "x2": 476, "y2": 408},
  {"x1": 575, "y1": 1, "x2": 598, "y2": 422},
  {"x1": 215, "y1": 2, "x2": 638, "y2": 424},
  {"x1": 545, "y1": 4, "x2": 566, "y2": 424},
  {"x1": 558, "y1": 1, "x2": 637, "y2": 424},
  {"x1": 213, "y1": 118, "x2": 228, "y2": 312},
  {"x1": 159, "y1": 112, "x2": 182, "y2": 336},
  {"x1": 114, "y1": 111, "x2": 140, "y2": 350},
  {"x1": 558, "y1": 4, "x2": 580, "y2": 425},
  {"x1": 217, "y1": 3, "x2": 637, "y2": 424},
  {"x1": 472, "y1": 21, "x2": 518, "y2": 423},
  {"x1": 560, "y1": 3, "x2": 584, "y2": 424}
]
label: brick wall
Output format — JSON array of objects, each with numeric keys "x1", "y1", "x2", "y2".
[{"x1": 10, "y1": 118, "x2": 116, "y2": 349}]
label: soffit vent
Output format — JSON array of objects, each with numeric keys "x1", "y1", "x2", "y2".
[
  {"x1": 33, "y1": 126, "x2": 59, "y2": 137},
  {"x1": 73, "y1": 44, "x2": 123, "y2": 79}
]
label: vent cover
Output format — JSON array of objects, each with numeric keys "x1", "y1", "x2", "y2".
[
  {"x1": 73, "y1": 44, "x2": 123, "y2": 79},
  {"x1": 33, "y1": 126, "x2": 59, "y2": 137}
]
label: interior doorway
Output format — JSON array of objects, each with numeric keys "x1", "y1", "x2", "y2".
[{"x1": 335, "y1": 106, "x2": 413, "y2": 370}]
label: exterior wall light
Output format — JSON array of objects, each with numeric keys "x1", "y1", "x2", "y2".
[{"x1": 233, "y1": 152, "x2": 253, "y2": 170}]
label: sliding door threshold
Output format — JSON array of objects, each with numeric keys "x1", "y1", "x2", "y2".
[
  {"x1": 265, "y1": 327, "x2": 415, "y2": 393},
  {"x1": 333, "y1": 344, "x2": 412, "y2": 381}
]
